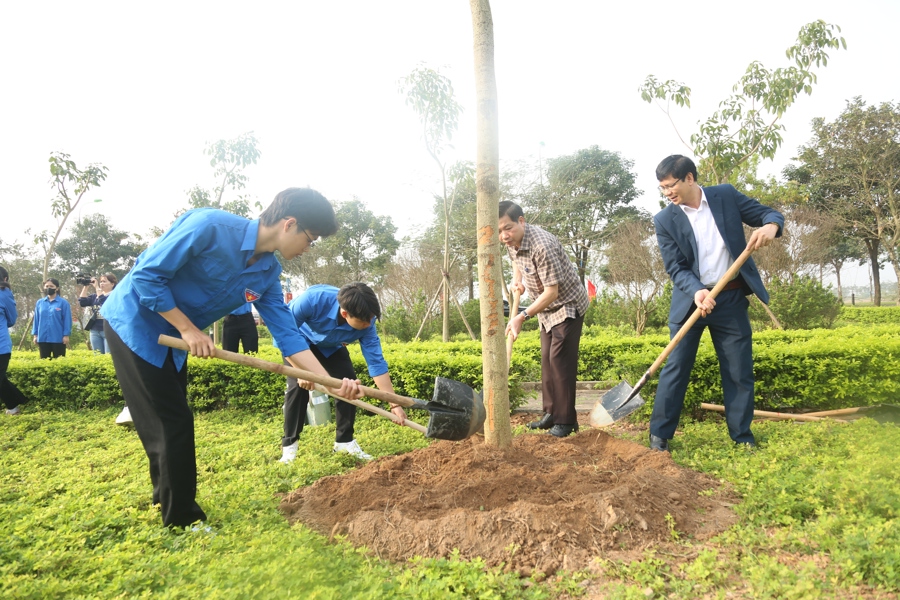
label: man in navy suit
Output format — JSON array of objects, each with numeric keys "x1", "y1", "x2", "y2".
[{"x1": 650, "y1": 155, "x2": 784, "y2": 451}]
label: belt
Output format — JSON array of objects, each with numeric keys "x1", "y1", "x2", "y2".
[{"x1": 707, "y1": 277, "x2": 745, "y2": 292}]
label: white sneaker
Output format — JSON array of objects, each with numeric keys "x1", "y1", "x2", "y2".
[
  {"x1": 333, "y1": 439, "x2": 373, "y2": 461},
  {"x1": 189, "y1": 522, "x2": 216, "y2": 536},
  {"x1": 5, "y1": 405, "x2": 21, "y2": 416},
  {"x1": 279, "y1": 442, "x2": 298, "y2": 464},
  {"x1": 115, "y1": 406, "x2": 133, "y2": 426}
]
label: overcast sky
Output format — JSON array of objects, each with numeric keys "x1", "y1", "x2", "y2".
[{"x1": 1, "y1": 0, "x2": 897, "y2": 289}]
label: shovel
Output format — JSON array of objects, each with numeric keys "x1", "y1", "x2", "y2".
[
  {"x1": 158, "y1": 335, "x2": 485, "y2": 441},
  {"x1": 589, "y1": 247, "x2": 754, "y2": 427},
  {"x1": 506, "y1": 288, "x2": 521, "y2": 369}
]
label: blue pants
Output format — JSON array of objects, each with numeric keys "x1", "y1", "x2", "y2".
[
  {"x1": 650, "y1": 289, "x2": 756, "y2": 444},
  {"x1": 90, "y1": 329, "x2": 108, "y2": 354}
]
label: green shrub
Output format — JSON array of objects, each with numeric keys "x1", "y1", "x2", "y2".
[
  {"x1": 9, "y1": 326, "x2": 900, "y2": 417},
  {"x1": 837, "y1": 305, "x2": 900, "y2": 326},
  {"x1": 750, "y1": 276, "x2": 842, "y2": 329}
]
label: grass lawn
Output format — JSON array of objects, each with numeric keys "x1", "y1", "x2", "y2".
[{"x1": 1, "y1": 408, "x2": 898, "y2": 599}]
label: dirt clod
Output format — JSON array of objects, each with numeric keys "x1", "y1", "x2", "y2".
[{"x1": 280, "y1": 424, "x2": 737, "y2": 575}]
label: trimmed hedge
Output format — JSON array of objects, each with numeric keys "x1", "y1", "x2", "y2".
[
  {"x1": 8, "y1": 325, "x2": 900, "y2": 419},
  {"x1": 838, "y1": 306, "x2": 900, "y2": 326}
]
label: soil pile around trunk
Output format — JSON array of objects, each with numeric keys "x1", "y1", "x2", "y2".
[{"x1": 279, "y1": 429, "x2": 738, "y2": 576}]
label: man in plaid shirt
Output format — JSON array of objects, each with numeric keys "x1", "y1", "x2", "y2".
[{"x1": 500, "y1": 201, "x2": 589, "y2": 437}]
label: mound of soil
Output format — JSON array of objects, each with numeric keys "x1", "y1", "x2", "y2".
[{"x1": 280, "y1": 424, "x2": 738, "y2": 576}]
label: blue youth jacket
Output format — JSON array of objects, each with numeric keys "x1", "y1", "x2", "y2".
[{"x1": 102, "y1": 208, "x2": 307, "y2": 369}]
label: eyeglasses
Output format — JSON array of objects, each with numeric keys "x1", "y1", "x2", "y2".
[
  {"x1": 302, "y1": 230, "x2": 316, "y2": 247},
  {"x1": 657, "y1": 178, "x2": 684, "y2": 194}
]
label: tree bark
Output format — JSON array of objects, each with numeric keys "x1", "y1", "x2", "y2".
[
  {"x1": 864, "y1": 238, "x2": 882, "y2": 306},
  {"x1": 470, "y1": 0, "x2": 511, "y2": 448}
]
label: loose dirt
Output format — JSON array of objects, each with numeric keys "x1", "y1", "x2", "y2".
[{"x1": 279, "y1": 416, "x2": 738, "y2": 577}]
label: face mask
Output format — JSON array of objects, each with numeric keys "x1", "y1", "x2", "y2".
[{"x1": 45, "y1": 288, "x2": 57, "y2": 296}]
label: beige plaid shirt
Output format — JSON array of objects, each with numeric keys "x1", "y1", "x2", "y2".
[{"x1": 508, "y1": 224, "x2": 589, "y2": 332}]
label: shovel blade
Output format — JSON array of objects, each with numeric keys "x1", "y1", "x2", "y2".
[
  {"x1": 589, "y1": 381, "x2": 645, "y2": 428},
  {"x1": 423, "y1": 377, "x2": 486, "y2": 441}
]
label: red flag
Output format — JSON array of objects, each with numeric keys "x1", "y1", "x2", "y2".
[{"x1": 587, "y1": 279, "x2": 597, "y2": 301}]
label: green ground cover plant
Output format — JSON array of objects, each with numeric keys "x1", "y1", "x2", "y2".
[
  {"x1": 0, "y1": 409, "x2": 561, "y2": 600},
  {"x1": 2, "y1": 409, "x2": 897, "y2": 598},
  {"x1": 592, "y1": 418, "x2": 899, "y2": 598}
]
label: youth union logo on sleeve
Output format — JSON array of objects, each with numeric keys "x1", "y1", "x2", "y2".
[{"x1": 244, "y1": 288, "x2": 262, "y2": 302}]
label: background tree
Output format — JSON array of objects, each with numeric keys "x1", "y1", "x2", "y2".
[
  {"x1": 599, "y1": 214, "x2": 667, "y2": 335},
  {"x1": 470, "y1": 0, "x2": 512, "y2": 449},
  {"x1": 791, "y1": 98, "x2": 900, "y2": 305},
  {"x1": 53, "y1": 213, "x2": 145, "y2": 280},
  {"x1": 539, "y1": 146, "x2": 641, "y2": 284},
  {"x1": 400, "y1": 66, "x2": 464, "y2": 342},
  {"x1": 379, "y1": 245, "x2": 460, "y2": 341},
  {"x1": 185, "y1": 131, "x2": 261, "y2": 217},
  {"x1": 420, "y1": 161, "x2": 479, "y2": 299},
  {"x1": 639, "y1": 20, "x2": 846, "y2": 184},
  {"x1": 37, "y1": 152, "x2": 109, "y2": 282},
  {"x1": 283, "y1": 197, "x2": 399, "y2": 288}
]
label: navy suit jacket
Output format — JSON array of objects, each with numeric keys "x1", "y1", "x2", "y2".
[{"x1": 653, "y1": 184, "x2": 785, "y2": 323}]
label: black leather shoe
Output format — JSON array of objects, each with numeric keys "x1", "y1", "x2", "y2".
[
  {"x1": 527, "y1": 413, "x2": 555, "y2": 430},
  {"x1": 548, "y1": 424, "x2": 577, "y2": 437},
  {"x1": 649, "y1": 434, "x2": 670, "y2": 452}
]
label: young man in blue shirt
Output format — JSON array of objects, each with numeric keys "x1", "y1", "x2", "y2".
[
  {"x1": 102, "y1": 188, "x2": 364, "y2": 529},
  {"x1": 279, "y1": 282, "x2": 406, "y2": 463}
]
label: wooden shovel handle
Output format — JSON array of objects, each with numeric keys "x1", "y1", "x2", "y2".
[
  {"x1": 506, "y1": 288, "x2": 521, "y2": 368},
  {"x1": 158, "y1": 334, "x2": 422, "y2": 409},
  {"x1": 701, "y1": 403, "x2": 846, "y2": 423},
  {"x1": 802, "y1": 406, "x2": 875, "y2": 417},
  {"x1": 645, "y1": 247, "x2": 754, "y2": 378},
  {"x1": 313, "y1": 383, "x2": 427, "y2": 434}
]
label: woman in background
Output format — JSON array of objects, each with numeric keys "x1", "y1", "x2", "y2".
[
  {"x1": 0, "y1": 266, "x2": 31, "y2": 415},
  {"x1": 32, "y1": 278, "x2": 71, "y2": 359},
  {"x1": 78, "y1": 273, "x2": 131, "y2": 426},
  {"x1": 79, "y1": 274, "x2": 118, "y2": 354}
]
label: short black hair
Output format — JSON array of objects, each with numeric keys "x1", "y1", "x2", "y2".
[
  {"x1": 498, "y1": 200, "x2": 524, "y2": 221},
  {"x1": 656, "y1": 155, "x2": 698, "y2": 183},
  {"x1": 0, "y1": 266, "x2": 8, "y2": 290},
  {"x1": 259, "y1": 187, "x2": 338, "y2": 237},
  {"x1": 44, "y1": 278, "x2": 60, "y2": 288},
  {"x1": 337, "y1": 282, "x2": 381, "y2": 321}
]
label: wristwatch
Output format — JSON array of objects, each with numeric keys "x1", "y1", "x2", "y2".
[{"x1": 522, "y1": 310, "x2": 532, "y2": 321}]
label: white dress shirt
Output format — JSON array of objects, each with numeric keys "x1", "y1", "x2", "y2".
[{"x1": 679, "y1": 188, "x2": 732, "y2": 286}]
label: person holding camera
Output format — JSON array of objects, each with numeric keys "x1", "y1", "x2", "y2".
[
  {"x1": 1, "y1": 266, "x2": 31, "y2": 415},
  {"x1": 32, "y1": 278, "x2": 71, "y2": 359},
  {"x1": 79, "y1": 274, "x2": 118, "y2": 354},
  {"x1": 78, "y1": 273, "x2": 131, "y2": 425}
]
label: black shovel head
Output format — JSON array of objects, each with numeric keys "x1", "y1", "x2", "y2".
[
  {"x1": 589, "y1": 381, "x2": 646, "y2": 427},
  {"x1": 422, "y1": 376, "x2": 486, "y2": 441}
]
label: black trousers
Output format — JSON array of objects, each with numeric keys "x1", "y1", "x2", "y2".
[
  {"x1": 539, "y1": 314, "x2": 585, "y2": 426},
  {"x1": 222, "y1": 313, "x2": 258, "y2": 354},
  {"x1": 282, "y1": 345, "x2": 357, "y2": 446},
  {"x1": 105, "y1": 322, "x2": 207, "y2": 527},
  {"x1": 0, "y1": 353, "x2": 29, "y2": 410},
  {"x1": 38, "y1": 342, "x2": 66, "y2": 359}
]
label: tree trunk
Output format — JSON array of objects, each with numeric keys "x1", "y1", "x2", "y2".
[
  {"x1": 881, "y1": 240, "x2": 900, "y2": 305},
  {"x1": 468, "y1": 256, "x2": 475, "y2": 300},
  {"x1": 865, "y1": 238, "x2": 882, "y2": 306},
  {"x1": 470, "y1": 0, "x2": 510, "y2": 449},
  {"x1": 832, "y1": 260, "x2": 844, "y2": 302},
  {"x1": 442, "y1": 169, "x2": 451, "y2": 342}
]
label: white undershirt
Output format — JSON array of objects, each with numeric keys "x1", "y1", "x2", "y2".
[{"x1": 679, "y1": 188, "x2": 732, "y2": 286}]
